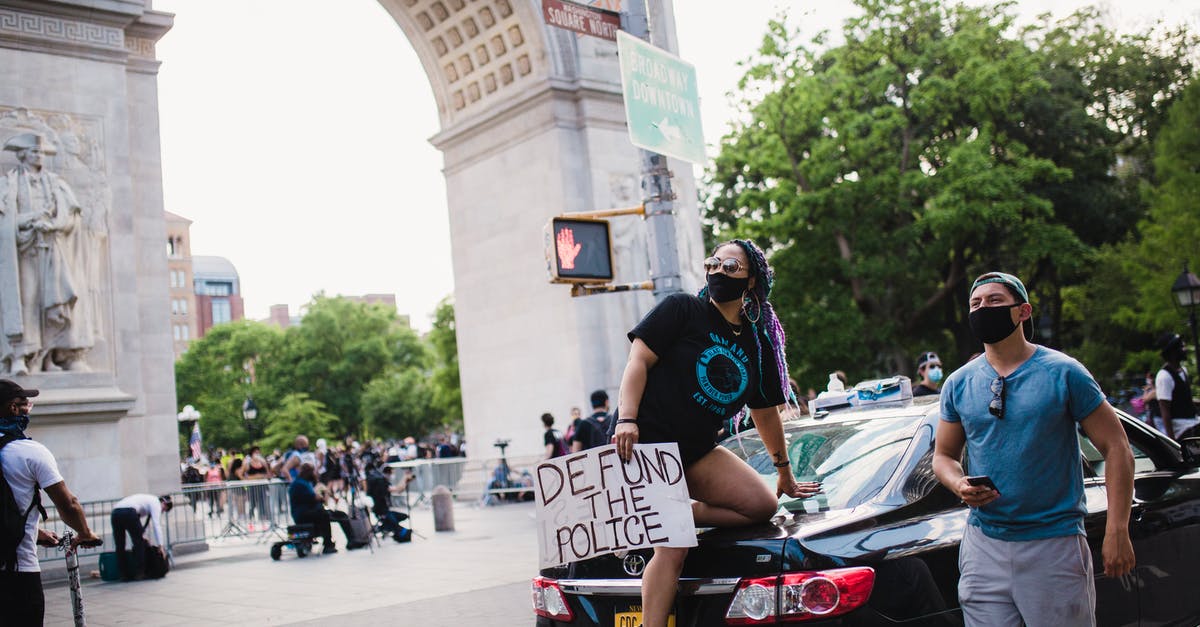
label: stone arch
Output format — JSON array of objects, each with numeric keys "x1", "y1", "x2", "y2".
[
  {"x1": 368, "y1": 0, "x2": 705, "y2": 458},
  {"x1": 0, "y1": 0, "x2": 705, "y2": 501}
]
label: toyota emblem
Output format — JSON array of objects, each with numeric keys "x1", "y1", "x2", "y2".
[{"x1": 622, "y1": 553, "x2": 647, "y2": 576}]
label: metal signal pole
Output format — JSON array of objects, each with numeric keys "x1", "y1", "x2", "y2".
[{"x1": 621, "y1": 0, "x2": 682, "y2": 301}]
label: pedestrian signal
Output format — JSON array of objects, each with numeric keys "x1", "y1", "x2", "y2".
[{"x1": 545, "y1": 217, "x2": 614, "y2": 283}]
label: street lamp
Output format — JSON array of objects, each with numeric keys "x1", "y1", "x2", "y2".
[
  {"x1": 177, "y1": 404, "x2": 202, "y2": 462},
  {"x1": 242, "y1": 397, "x2": 259, "y2": 446},
  {"x1": 1171, "y1": 263, "x2": 1200, "y2": 374}
]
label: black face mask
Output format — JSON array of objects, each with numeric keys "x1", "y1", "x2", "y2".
[
  {"x1": 707, "y1": 272, "x2": 750, "y2": 303},
  {"x1": 968, "y1": 305, "x2": 1021, "y2": 344}
]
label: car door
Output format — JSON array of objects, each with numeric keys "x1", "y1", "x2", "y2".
[{"x1": 1081, "y1": 419, "x2": 1200, "y2": 626}]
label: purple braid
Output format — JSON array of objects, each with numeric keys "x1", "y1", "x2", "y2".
[{"x1": 697, "y1": 239, "x2": 794, "y2": 404}]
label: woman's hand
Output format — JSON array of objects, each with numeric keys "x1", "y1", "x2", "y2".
[
  {"x1": 776, "y1": 471, "x2": 822, "y2": 499},
  {"x1": 612, "y1": 422, "x2": 639, "y2": 462}
]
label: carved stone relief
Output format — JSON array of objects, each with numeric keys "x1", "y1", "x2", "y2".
[{"x1": 0, "y1": 107, "x2": 111, "y2": 377}]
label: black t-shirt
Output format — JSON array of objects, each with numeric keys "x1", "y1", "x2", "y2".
[
  {"x1": 913, "y1": 383, "x2": 939, "y2": 397},
  {"x1": 628, "y1": 293, "x2": 785, "y2": 452}
]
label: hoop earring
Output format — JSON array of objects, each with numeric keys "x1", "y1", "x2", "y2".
[{"x1": 745, "y1": 292, "x2": 762, "y2": 324}]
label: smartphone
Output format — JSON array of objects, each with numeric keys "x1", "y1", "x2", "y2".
[{"x1": 965, "y1": 475, "x2": 999, "y2": 494}]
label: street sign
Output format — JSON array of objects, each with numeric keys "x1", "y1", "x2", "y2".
[
  {"x1": 542, "y1": 0, "x2": 620, "y2": 42},
  {"x1": 544, "y1": 216, "x2": 614, "y2": 283},
  {"x1": 617, "y1": 30, "x2": 705, "y2": 164}
]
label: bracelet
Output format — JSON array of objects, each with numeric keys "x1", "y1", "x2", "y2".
[
  {"x1": 772, "y1": 460, "x2": 791, "y2": 468},
  {"x1": 616, "y1": 418, "x2": 639, "y2": 425}
]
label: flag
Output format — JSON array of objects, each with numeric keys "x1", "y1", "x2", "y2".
[{"x1": 189, "y1": 422, "x2": 202, "y2": 461}]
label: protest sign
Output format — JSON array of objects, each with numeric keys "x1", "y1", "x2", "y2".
[{"x1": 535, "y1": 443, "x2": 696, "y2": 569}]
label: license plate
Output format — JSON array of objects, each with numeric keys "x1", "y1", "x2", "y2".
[{"x1": 614, "y1": 611, "x2": 674, "y2": 627}]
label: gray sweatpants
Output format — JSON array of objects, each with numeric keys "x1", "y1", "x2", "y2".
[{"x1": 958, "y1": 524, "x2": 1096, "y2": 627}]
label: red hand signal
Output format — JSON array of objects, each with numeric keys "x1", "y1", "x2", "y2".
[{"x1": 556, "y1": 227, "x2": 583, "y2": 270}]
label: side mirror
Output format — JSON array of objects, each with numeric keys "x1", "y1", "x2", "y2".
[{"x1": 1180, "y1": 437, "x2": 1200, "y2": 465}]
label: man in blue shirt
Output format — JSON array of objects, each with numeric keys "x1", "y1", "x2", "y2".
[
  {"x1": 289, "y1": 463, "x2": 340, "y2": 554},
  {"x1": 933, "y1": 272, "x2": 1135, "y2": 626}
]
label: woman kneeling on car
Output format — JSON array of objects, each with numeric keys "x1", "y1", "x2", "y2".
[{"x1": 612, "y1": 239, "x2": 822, "y2": 627}]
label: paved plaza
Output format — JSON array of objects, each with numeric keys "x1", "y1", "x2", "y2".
[{"x1": 42, "y1": 500, "x2": 540, "y2": 626}]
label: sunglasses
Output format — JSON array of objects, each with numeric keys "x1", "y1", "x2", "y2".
[
  {"x1": 988, "y1": 377, "x2": 1005, "y2": 420},
  {"x1": 703, "y1": 256, "x2": 745, "y2": 275}
]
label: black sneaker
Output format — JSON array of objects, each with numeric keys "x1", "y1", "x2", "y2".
[{"x1": 322, "y1": 543, "x2": 338, "y2": 554}]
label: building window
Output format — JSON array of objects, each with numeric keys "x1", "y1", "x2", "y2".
[
  {"x1": 180, "y1": 299, "x2": 187, "y2": 315},
  {"x1": 203, "y1": 282, "x2": 233, "y2": 297},
  {"x1": 171, "y1": 299, "x2": 178, "y2": 315},
  {"x1": 181, "y1": 325, "x2": 190, "y2": 341},
  {"x1": 167, "y1": 238, "x2": 175, "y2": 257},
  {"x1": 173, "y1": 325, "x2": 181, "y2": 341},
  {"x1": 212, "y1": 299, "x2": 232, "y2": 324}
]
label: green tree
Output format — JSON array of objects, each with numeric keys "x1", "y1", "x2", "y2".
[
  {"x1": 174, "y1": 320, "x2": 283, "y2": 449},
  {"x1": 270, "y1": 295, "x2": 428, "y2": 435},
  {"x1": 426, "y1": 297, "x2": 463, "y2": 430},
  {"x1": 361, "y1": 368, "x2": 436, "y2": 438},
  {"x1": 707, "y1": 0, "x2": 1194, "y2": 388},
  {"x1": 258, "y1": 393, "x2": 339, "y2": 452},
  {"x1": 1072, "y1": 78, "x2": 1200, "y2": 377}
]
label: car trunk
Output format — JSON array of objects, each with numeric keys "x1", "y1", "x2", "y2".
[{"x1": 549, "y1": 522, "x2": 790, "y2": 626}]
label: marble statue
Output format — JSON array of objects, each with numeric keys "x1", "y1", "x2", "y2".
[{"x1": 0, "y1": 132, "x2": 93, "y2": 375}]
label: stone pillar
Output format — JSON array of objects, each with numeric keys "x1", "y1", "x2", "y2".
[
  {"x1": 0, "y1": 0, "x2": 177, "y2": 498},
  {"x1": 380, "y1": 0, "x2": 704, "y2": 458}
]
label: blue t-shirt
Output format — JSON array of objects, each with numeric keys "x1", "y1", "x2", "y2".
[
  {"x1": 940, "y1": 346, "x2": 1105, "y2": 541},
  {"x1": 288, "y1": 477, "x2": 320, "y2": 518}
]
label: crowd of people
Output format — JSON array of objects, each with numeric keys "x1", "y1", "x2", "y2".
[{"x1": 180, "y1": 432, "x2": 466, "y2": 511}]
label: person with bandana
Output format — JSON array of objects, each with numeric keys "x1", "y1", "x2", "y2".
[
  {"x1": 913, "y1": 351, "x2": 944, "y2": 397},
  {"x1": 0, "y1": 379, "x2": 101, "y2": 625},
  {"x1": 611, "y1": 240, "x2": 822, "y2": 627},
  {"x1": 1153, "y1": 332, "x2": 1197, "y2": 440},
  {"x1": 932, "y1": 272, "x2": 1135, "y2": 627}
]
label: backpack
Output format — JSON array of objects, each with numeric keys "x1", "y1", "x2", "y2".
[
  {"x1": 549, "y1": 429, "x2": 569, "y2": 457},
  {"x1": 582, "y1": 412, "x2": 611, "y2": 450},
  {"x1": 144, "y1": 545, "x2": 170, "y2": 579},
  {"x1": 0, "y1": 434, "x2": 45, "y2": 572}
]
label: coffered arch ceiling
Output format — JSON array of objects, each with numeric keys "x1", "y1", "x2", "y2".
[{"x1": 377, "y1": 0, "x2": 580, "y2": 129}]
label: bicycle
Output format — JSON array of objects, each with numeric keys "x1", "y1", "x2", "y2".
[{"x1": 53, "y1": 531, "x2": 104, "y2": 627}]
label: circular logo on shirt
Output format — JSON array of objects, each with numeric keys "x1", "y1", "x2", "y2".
[{"x1": 696, "y1": 344, "x2": 748, "y2": 405}]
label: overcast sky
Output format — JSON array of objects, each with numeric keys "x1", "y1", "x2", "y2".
[{"x1": 152, "y1": 0, "x2": 1196, "y2": 331}]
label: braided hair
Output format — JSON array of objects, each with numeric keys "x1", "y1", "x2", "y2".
[{"x1": 698, "y1": 239, "x2": 794, "y2": 406}]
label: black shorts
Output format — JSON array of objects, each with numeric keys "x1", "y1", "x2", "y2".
[
  {"x1": 0, "y1": 570, "x2": 43, "y2": 626},
  {"x1": 636, "y1": 419, "x2": 717, "y2": 468}
]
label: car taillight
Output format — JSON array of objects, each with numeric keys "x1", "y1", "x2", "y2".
[
  {"x1": 726, "y1": 567, "x2": 875, "y2": 624},
  {"x1": 532, "y1": 576, "x2": 574, "y2": 622}
]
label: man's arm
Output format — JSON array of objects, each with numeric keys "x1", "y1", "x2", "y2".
[
  {"x1": 43, "y1": 482, "x2": 100, "y2": 547},
  {"x1": 932, "y1": 420, "x2": 997, "y2": 508},
  {"x1": 1079, "y1": 401, "x2": 1136, "y2": 578},
  {"x1": 1158, "y1": 400, "x2": 1175, "y2": 439}
]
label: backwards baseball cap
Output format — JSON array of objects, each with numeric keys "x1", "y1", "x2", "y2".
[
  {"x1": 916, "y1": 351, "x2": 940, "y2": 370},
  {"x1": 971, "y1": 271, "x2": 1035, "y2": 340},
  {"x1": 970, "y1": 272, "x2": 1029, "y2": 303},
  {"x1": 0, "y1": 379, "x2": 39, "y2": 404}
]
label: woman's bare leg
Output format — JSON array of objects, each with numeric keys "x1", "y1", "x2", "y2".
[
  {"x1": 642, "y1": 448, "x2": 779, "y2": 625},
  {"x1": 642, "y1": 546, "x2": 686, "y2": 627},
  {"x1": 686, "y1": 447, "x2": 778, "y2": 527}
]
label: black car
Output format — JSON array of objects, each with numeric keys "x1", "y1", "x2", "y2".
[{"x1": 532, "y1": 396, "x2": 1200, "y2": 626}]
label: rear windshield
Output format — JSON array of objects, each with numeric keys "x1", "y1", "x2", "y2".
[{"x1": 721, "y1": 416, "x2": 923, "y2": 511}]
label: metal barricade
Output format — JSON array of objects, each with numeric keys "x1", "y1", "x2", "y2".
[
  {"x1": 36, "y1": 480, "x2": 295, "y2": 567},
  {"x1": 387, "y1": 453, "x2": 543, "y2": 506}
]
